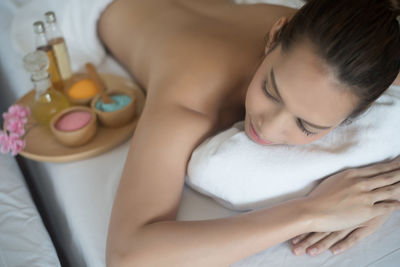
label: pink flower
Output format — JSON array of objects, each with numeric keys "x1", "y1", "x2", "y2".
[
  {"x1": 1, "y1": 104, "x2": 30, "y2": 156},
  {"x1": 5, "y1": 117, "x2": 25, "y2": 136},
  {"x1": 2, "y1": 104, "x2": 30, "y2": 138},
  {"x1": 2, "y1": 104, "x2": 30, "y2": 121},
  {"x1": 0, "y1": 131, "x2": 25, "y2": 156},
  {"x1": 9, "y1": 133, "x2": 25, "y2": 156}
]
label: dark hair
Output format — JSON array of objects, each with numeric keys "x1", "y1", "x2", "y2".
[{"x1": 274, "y1": 0, "x2": 400, "y2": 118}]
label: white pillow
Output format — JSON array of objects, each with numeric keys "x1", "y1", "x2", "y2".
[{"x1": 187, "y1": 85, "x2": 400, "y2": 211}]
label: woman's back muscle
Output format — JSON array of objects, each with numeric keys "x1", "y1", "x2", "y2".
[{"x1": 98, "y1": 0, "x2": 296, "y2": 118}]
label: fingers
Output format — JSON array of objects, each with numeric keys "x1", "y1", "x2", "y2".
[
  {"x1": 293, "y1": 213, "x2": 393, "y2": 257},
  {"x1": 330, "y1": 227, "x2": 372, "y2": 255},
  {"x1": 291, "y1": 233, "x2": 308, "y2": 245},
  {"x1": 373, "y1": 200, "x2": 400, "y2": 216},
  {"x1": 369, "y1": 182, "x2": 400, "y2": 203},
  {"x1": 292, "y1": 230, "x2": 353, "y2": 256},
  {"x1": 349, "y1": 155, "x2": 400, "y2": 179},
  {"x1": 305, "y1": 229, "x2": 354, "y2": 256},
  {"x1": 364, "y1": 168, "x2": 400, "y2": 191},
  {"x1": 291, "y1": 232, "x2": 331, "y2": 256}
]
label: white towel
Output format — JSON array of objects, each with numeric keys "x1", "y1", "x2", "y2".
[
  {"x1": 11, "y1": 0, "x2": 113, "y2": 71},
  {"x1": 187, "y1": 85, "x2": 400, "y2": 211}
]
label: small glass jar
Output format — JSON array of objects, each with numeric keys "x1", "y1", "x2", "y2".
[{"x1": 23, "y1": 50, "x2": 70, "y2": 126}]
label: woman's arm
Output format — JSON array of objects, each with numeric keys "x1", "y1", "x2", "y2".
[
  {"x1": 106, "y1": 85, "x2": 400, "y2": 267},
  {"x1": 106, "y1": 89, "x2": 312, "y2": 266}
]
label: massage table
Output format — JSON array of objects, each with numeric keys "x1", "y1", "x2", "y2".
[{"x1": 1, "y1": 0, "x2": 399, "y2": 266}]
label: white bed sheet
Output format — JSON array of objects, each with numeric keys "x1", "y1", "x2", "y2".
[
  {"x1": 16, "y1": 57, "x2": 400, "y2": 267},
  {"x1": 0, "y1": 2, "x2": 60, "y2": 266},
  {"x1": 0, "y1": 154, "x2": 61, "y2": 267},
  {"x1": 1, "y1": 1, "x2": 400, "y2": 266}
]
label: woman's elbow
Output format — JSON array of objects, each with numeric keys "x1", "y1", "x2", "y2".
[
  {"x1": 107, "y1": 249, "x2": 155, "y2": 267},
  {"x1": 106, "y1": 234, "x2": 152, "y2": 267},
  {"x1": 106, "y1": 246, "x2": 141, "y2": 267}
]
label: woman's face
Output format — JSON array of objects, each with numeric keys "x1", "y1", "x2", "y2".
[{"x1": 244, "y1": 41, "x2": 359, "y2": 146}]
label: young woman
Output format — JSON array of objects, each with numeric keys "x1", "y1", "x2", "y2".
[{"x1": 98, "y1": 0, "x2": 400, "y2": 265}]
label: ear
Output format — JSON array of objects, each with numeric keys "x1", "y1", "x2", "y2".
[{"x1": 265, "y1": 17, "x2": 289, "y2": 54}]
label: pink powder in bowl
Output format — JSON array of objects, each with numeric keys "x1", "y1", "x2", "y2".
[{"x1": 55, "y1": 111, "x2": 92, "y2": 132}]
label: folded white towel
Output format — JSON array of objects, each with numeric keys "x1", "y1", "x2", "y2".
[
  {"x1": 187, "y1": 85, "x2": 400, "y2": 211},
  {"x1": 11, "y1": 0, "x2": 113, "y2": 71}
]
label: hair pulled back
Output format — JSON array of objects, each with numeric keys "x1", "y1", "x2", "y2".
[{"x1": 276, "y1": 0, "x2": 400, "y2": 118}]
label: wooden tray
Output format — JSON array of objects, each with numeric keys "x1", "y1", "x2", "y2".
[{"x1": 16, "y1": 73, "x2": 146, "y2": 163}]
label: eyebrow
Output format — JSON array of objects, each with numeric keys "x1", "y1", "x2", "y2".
[{"x1": 270, "y1": 68, "x2": 333, "y2": 130}]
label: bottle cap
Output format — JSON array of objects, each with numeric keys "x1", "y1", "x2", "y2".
[
  {"x1": 23, "y1": 50, "x2": 50, "y2": 81},
  {"x1": 44, "y1": 11, "x2": 56, "y2": 23},
  {"x1": 33, "y1": 21, "x2": 45, "y2": 34}
]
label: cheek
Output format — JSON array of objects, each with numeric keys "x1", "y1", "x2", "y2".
[
  {"x1": 245, "y1": 63, "x2": 268, "y2": 112},
  {"x1": 245, "y1": 83, "x2": 270, "y2": 114}
]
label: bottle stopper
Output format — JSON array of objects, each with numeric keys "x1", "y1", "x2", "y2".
[
  {"x1": 23, "y1": 51, "x2": 49, "y2": 81},
  {"x1": 44, "y1": 11, "x2": 56, "y2": 23},
  {"x1": 33, "y1": 21, "x2": 46, "y2": 34}
]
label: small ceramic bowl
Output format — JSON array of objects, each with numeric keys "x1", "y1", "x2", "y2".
[
  {"x1": 90, "y1": 88, "x2": 136, "y2": 128},
  {"x1": 64, "y1": 73, "x2": 99, "y2": 106},
  {"x1": 50, "y1": 106, "x2": 97, "y2": 147}
]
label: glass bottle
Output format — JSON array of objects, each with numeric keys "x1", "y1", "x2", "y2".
[
  {"x1": 33, "y1": 21, "x2": 64, "y2": 92},
  {"x1": 23, "y1": 50, "x2": 70, "y2": 126},
  {"x1": 45, "y1": 11, "x2": 73, "y2": 81}
]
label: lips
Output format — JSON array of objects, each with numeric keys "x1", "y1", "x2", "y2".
[{"x1": 249, "y1": 121, "x2": 273, "y2": 145}]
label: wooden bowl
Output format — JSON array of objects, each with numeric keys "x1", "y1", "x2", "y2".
[
  {"x1": 90, "y1": 88, "x2": 136, "y2": 128},
  {"x1": 50, "y1": 106, "x2": 97, "y2": 147},
  {"x1": 64, "y1": 73, "x2": 99, "y2": 106}
]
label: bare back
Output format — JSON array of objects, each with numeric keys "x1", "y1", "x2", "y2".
[
  {"x1": 99, "y1": 0, "x2": 296, "y2": 130},
  {"x1": 98, "y1": 2, "x2": 298, "y2": 265}
]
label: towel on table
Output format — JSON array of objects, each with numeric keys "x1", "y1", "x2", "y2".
[{"x1": 187, "y1": 85, "x2": 400, "y2": 211}]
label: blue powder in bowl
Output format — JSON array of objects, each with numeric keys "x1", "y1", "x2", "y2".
[{"x1": 96, "y1": 94, "x2": 132, "y2": 112}]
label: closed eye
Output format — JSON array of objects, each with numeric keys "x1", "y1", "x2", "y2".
[
  {"x1": 296, "y1": 119, "x2": 317, "y2": 136},
  {"x1": 262, "y1": 79, "x2": 318, "y2": 136},
  {"x1": 262, "y1": 80, "x2": 279, "y2": 103}
]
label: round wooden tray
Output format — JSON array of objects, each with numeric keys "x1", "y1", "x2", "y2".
[{"x1": 16, "y1": 73, "x2": 146, "y2": 163}]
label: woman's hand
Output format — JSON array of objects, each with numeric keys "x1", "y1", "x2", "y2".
[
  {"x1": 290, "y1": 213, "x2": 391, "y2": 256},
  {"x1": 303, "y1": 155, "x2": 400, "y2": 233}
]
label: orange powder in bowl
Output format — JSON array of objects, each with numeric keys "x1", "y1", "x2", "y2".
[{"x1": 68, "y1": 79, "x2": 99, "y2": 99}]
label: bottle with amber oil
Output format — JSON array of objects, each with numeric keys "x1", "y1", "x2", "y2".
[
  {"x1": 44, "y1": 11, "x2": 72, "y2": 81},
  {"x1": 33, "y1": 21, "x2": 63, "y2": 92},
  {"x1": 23, "y1": 50, "x2": 69, "y2": 126}
]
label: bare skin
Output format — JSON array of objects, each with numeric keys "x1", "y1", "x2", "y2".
[{"x1": 98, "y1": 0, "x2": 400, "y2": 265}]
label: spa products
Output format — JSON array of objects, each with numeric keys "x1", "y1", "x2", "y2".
[
  {"x1": 44, "y1": 11, "x2": 72, "y2": 81},
  {"x1": 85, "y1": 63, "x2": 115, "y2": 104},
  {"x1": 23, "y1": 50, "x2": 69, "y2": 126},
  {"x1": 95, "y1": 95, "x2": 131, "y2": 112},
  {"x1": 33, "y1": 21, "x2": 63, "y2": 92},
  {"x1": 55, "y1": 111, "x2": 92, "y2": 132},
  {"x1": 68, "y1": 79, "x2": 99, "y2": 100},
  {"x1": 91, "y1": 88, "x2": 136, "y2": 128},
  {"x1": 50, "y1": 106, "x2": 97, "y2": 147}
]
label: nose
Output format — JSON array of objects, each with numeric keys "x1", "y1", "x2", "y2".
[{"x1": 258, "y1": 108, "x2": 291, "y2": 141}]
